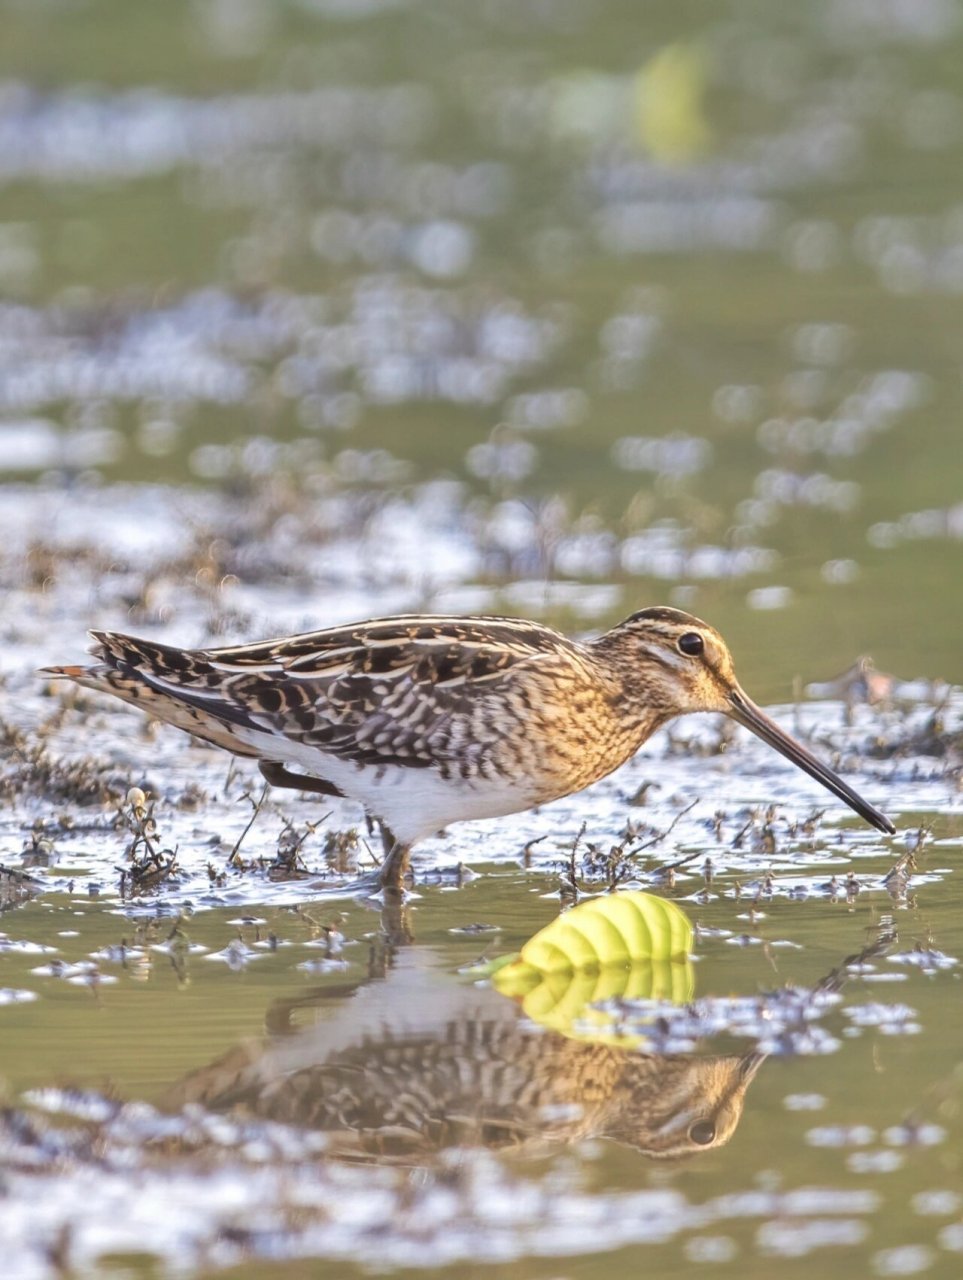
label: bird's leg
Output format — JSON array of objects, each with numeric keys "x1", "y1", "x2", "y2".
[
  {"x1": 379, "y1": 821, "x2": 398, "y2": 858},
  {"x1": 379, "y1": 899, "x2": 414, "y2": 948},
  {"x1": 258, "y1": 760, "x2": 343, "y2": 798},
  {"x1": 262, "y1": 764, "x2": 411, "y2": 894},
  {"x1": 379, "y1": 839, "x2": 412, "y2": 893},
  {"x1": 303, "y1": 803, "x2": 409, "y2": 897},
  {"x1": 364, "y1": 813, "x2": 396, "y2": 857}
]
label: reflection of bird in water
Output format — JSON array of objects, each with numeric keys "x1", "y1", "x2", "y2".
[
  {"x1": 163, "y1": 953, "x2": 762, "y2": 1162},
  {"x1": 0, "y1": 865, "x2": 40, "y2": 914},
  {"x1": 46, "y1": 606, "x2": 894, "y2": 890}
]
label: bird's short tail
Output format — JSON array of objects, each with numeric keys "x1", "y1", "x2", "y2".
[{"x1": 39, "y1": 634, "x2": 263, "y2": 759}]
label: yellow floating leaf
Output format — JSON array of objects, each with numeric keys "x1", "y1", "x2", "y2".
[
  {"x1": 491, "y1": 891, "x2": 694, "y2": 1045},
  {"x1": 518, "y1": 890, "x2": 691, "y2": 972}
]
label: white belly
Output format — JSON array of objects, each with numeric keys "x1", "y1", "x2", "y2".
[{"x1": 235, "y1": 728, "x2": 539, "y2": 845}]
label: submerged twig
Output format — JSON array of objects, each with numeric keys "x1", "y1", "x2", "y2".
[
  {"x1": 559, "y1": 821, "x2": 587, "y2": 902},
  {"x1": 629, "y1": 799, "x2": 698, "y2": 853},
  {"x1": 883, "y1": 825, "x2": 930, "y2": 886},
  {"x1": 227, "y1": 783, "x2": 270, "y2": 868}
]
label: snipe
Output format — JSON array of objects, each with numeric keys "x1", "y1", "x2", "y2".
[{"x1": 45, "y1": 607, "x2": 895, "y2": 888}]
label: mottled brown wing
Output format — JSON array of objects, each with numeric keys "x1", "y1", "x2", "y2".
[{"x1": 88, "y1": 615, "x2": 575, "y2": 770}]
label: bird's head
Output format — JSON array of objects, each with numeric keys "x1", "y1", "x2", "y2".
[
  {"x1": 601, "y1": 606, "x2": 895, "y2": 835},
  {"x1": 610, "y1": 606, "x2": 738, "y2": 715}
]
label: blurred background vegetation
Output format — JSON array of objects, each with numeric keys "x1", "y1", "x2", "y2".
[{"x1": 2, "y1": 0, "x2": 962, "y2": 697}]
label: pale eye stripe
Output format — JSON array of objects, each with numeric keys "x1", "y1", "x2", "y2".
[{"x1": 637, "y1": 643, "x2": 687, "y2": 672}]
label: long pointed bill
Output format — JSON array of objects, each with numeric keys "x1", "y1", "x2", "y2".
[
  {"x1": 727, "y1": 687, "x2": 895, "y2": 835},
  {"x1": 739, "y1": 1051, "x2": 767, "y2": 1084}
]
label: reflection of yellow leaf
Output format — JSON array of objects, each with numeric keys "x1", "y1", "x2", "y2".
[
  {"x1": 635, "y1": 43, "x2": 710, "y2": 164},
  {"x1": 491, "y1": 891, "x2": 694, "y2": 1046},
  {"x1": 495, "y1": 954, "x2": 694, "y2": 1045}
]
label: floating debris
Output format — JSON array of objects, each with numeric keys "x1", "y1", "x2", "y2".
[
  {"x1": 204, "y1": 940, "x2": 261, "y2": 969},
  {"x1": 0, "y1": 987, "x2": 37, "y2": 1006},
  {"x1": 888, "y1": 948, "x2": 958, "y2": 973},
  {"x1": 0, "y1": 936, "x2": 57, "y2": 955}
]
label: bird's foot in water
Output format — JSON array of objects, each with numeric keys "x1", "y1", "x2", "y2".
[{"x1": 312, "y1": 840, "x2": 412, "y2": 900}]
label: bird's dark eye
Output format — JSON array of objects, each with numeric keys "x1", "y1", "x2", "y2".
[
  {"x1": 677, "y1": 632, "x2": 704, "y2": 657},
  {"x1": 689, "y1": 1120, "x2": 716, "y2": 1146}
]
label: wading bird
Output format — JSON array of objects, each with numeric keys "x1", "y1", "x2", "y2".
[{"x1": 45, "y1": 607, "x2": 895, "y2": 889}]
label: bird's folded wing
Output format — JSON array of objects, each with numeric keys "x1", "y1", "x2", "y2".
[{"x1": 88, "y1": 616, "x2": 575, "y2": 770}]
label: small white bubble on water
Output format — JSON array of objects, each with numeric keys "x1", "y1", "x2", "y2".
[
  {"x1": 756, "y1": 1217, "x2": 868, "y2": 1257},
  {"x1": 67, "y1": 972, "x2": 118, "y2": 987},
  {"x1": 297, "y1": 958, "x2": 348, "y2": 973},
  {"x1": 848, "y1": 1150, "x2": 904, "y2": 1174},
  {"x1": 0, "y1": 988, "x2": 38, "y2": 1005},
  {"x1": 685, "y1": 1235, "x2": 738, "y2": 1263},
  {"x1": 939, "y1": 1223, "x2": 963, "y2": 1252},
  {"x1": 912, "y1": 1190, "x2": 962, "y2": 1216},
  {"x1": 746, "y1": 586, "x2": 793, "y2": 610},
  {"x1": 783, "y1": 1093, "x2": 826, "y2": 1111},
  {"x1": 883, "y1": 1123, "x2": 946, "y2": 1148},
  {"x1": 821, "y1": 558, "x2": 860, "y2": 584},
  {"x1": 872, "y1": 1244, "x2": 936, "y2": 1276},
  {"x1": 408, "y1": 219, "x2": 475, "y2": 278},
  {"x1": 806, "y1": 1124, "x2": 876, "y2": 1148}
]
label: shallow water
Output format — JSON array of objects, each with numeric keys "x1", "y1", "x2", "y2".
[
  {"x1": 1, "y1": 516, "x2": 961, "y2": 1275},
  {"x1": 2, "y1": 0, "x2": 963, "y2": 1276},
  {"x1": 2, "y1": 834, "x2": 963, "y2": 1278},
  {"x1": 2, "y1": 0, "x2": 963, "y2": 688}
]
